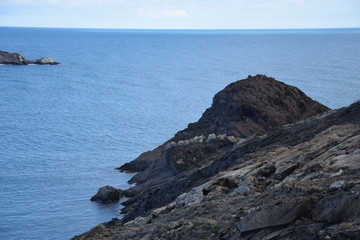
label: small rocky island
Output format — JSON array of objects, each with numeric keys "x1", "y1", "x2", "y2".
[
  {"x1": 0, "y1": 50, "x2": 60, "y2": 65},
  {"x1": 76, "y1": 75, "x2": 360, "y2": 240}
]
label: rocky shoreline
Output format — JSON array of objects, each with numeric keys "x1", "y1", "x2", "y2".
[
  {"x1": 74, "y1": 75, "x2": 360, "y2": 240},
  {"x1": 0, "y1": 50, "x2": 60, "y2": 65}
]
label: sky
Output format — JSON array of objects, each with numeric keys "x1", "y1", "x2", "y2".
[{"x1": 0, "y1": 0, "x2": 359, "y2": 29}]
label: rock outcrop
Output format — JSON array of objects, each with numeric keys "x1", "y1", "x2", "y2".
[
  {"x1": 119, "y1": 75, "x2": 328, "y2": 175},
  {"x1": 0, "y1": 50, "x2": 60, "y2": 65},
  {"x1": 117, "y1": 75, "x2": 329, "y2": 220},
  {"x1": 74, "y1": 75, "x2": 360, "y2": 240},
  {"x1": 90, "y1": 186, "x2": 123, "y2": 203}
]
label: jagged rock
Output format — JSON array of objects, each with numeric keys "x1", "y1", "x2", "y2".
[
  {"x1": 115, "y1": 75, "x2": 330, "y2": 220},
  {"x1": 0, "y1": 50, "x2": 28, "y2": 65},
  {"x1": 176, "y1": 74, "x2": 329, "y2": 139},
  {"x1": 0, "y1": 50, "x2": 60, "y2": 65},
  {"x1": 90, "y1": 185, "x2": 123, "y2": 203},
  {"x1": 73, "y1": 77, "x2": 360, "y2": 240},
  {"x1": 274, "y1": 164, "x2": 298, "y2": 180},
  {"x1": 312, "y1": 191, "x2": 360, "y2": 223},
  {"x1": 236, "y1": 200, "x2": 310, "y2": 232}
]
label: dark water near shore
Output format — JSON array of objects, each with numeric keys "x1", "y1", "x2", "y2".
[{"x1": 0, "y1": 27, "x2": 359, "y2": 239}]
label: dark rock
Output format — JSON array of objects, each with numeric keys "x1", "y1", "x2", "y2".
[
  {"x1": 274, "y1": 164, "x2": 298, "y2": 180},
  {"x1": 0, "y1": 50, "x2": 28, "y2": 65},
  {"x1": 0, "y1": 50, "x2": 60, "y2": 65},
  {"x1": 73, "y1": 78, "x2": 360, "y2": 240},
  {"x1": 236, "y1": 200, "x2": 310, "y2": 232},
  {"x1": 90, "y1": 185, "x2": 123, "y2": 203},
  {"x1": 175, "y1": 74, "x2": 329, "y2": 139},
  {"x1": 116, "y1": 75, "x2": 330, "y2": 219},
  {"x1": 312, "y1": 192, "x2": 360, "y2": 223},
  {"x1": 166, "y1": 143, "x2": 219, "y2": 173}
]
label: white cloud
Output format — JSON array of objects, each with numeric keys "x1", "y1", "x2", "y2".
[{"x1": 139, "y1": 9, "x2": 188, "y2": 19}]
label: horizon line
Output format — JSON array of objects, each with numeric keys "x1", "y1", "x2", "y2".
[{"x1": 1, "y1": 25, "x2": 360, "y2": 31}]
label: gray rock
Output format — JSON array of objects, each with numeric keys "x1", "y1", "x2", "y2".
[
  {"x1": 90, "y1": 185, "x2": 123, "y2": 203},
  {"x1": 175, "y1": 183, "x2": 209, "y2": 207},
  {"x1": 34, "y1": 57, "x2": 59, "y2": 65},
  {"x1": 0, "y1": 50, "x2": 27, "y2": 65},
  {"x1": 312, "y1": 192, "x2": 360, "y2": 223},
  {"x1": 329, "y1": 180, "x2": 345, "y2": 191},
  {"x1": 235, "y1": 178, "x2": 252, "y2": 196},
  {"x1": 235, "y1": 185, "x2": 250, "y2": 196},
  {"x1": 236, "y1": 200, "x2": 309, "y2": 232}
]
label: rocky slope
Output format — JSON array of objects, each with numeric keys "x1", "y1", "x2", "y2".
[
  {"x1": 73, "y1": 75, "x2": 360, "y2": 240},
  {"x1": 117, "y1": 75, "x2": 329, "y2": 220},
  {"x1": 0, "y1": 50, "x2": 60, "y2": 65}
]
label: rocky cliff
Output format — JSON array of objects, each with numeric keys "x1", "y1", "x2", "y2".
[
  {"x1": 0, "y1": 50, "x2": 60, "y2": 65},
  {"x1": 74, "y1": 75, "x2": 360, "y2": 240}
]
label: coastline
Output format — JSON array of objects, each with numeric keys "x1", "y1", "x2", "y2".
[{"x1": 74, "y1": 75, "x2": 360, "y2": 239}]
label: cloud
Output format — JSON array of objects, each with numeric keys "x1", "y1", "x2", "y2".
[{"x1": 139, "y1": 9, "x2": 188, "y2": 19}]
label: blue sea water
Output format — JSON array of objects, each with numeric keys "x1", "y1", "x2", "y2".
[{"x1": 0, "y1": 27, "x2": 359, "y2": 239}]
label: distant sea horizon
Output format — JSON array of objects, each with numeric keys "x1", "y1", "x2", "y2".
[
  {"x1": 0, "y1": 26, "x2": 359, "y2": 239},
  {"x1": 1, "y1": 25, "x2": 360, "y2": 30}
]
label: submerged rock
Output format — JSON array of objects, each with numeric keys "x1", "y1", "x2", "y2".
[{"x1": 0, "y1": 50, "x2": 60, "y2": 65}]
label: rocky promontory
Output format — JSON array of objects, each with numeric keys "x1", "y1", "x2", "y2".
[
  {"x1": 74, "y1": 75, "x2": 360, "y2": 240},
  {"x1": 0, "y1": 50, "x2": 60, "y2": 65}
]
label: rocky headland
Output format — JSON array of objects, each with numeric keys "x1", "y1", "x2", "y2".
[
  {"x1": 74, "y1": 75, "x2": 360, "y2": 240},
  {"x1": 0, "y1": 50, "x2": 60, "y2": 65}
]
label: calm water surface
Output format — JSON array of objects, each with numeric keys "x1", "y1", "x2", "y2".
[{"x1": 0, "y1": 27, "x2": 359, "y2": 239}]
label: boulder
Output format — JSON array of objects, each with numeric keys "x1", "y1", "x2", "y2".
[
  {"x1": 329, "y1": 180, "x2": 346, "y2": 191},
  {"x1": 90, "y1": 185, "x2": 123, "y2": 203}
]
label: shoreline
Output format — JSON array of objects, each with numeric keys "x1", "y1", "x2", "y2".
[{"x1": 74, "y1": 75, "x2": 360, "y2": 239}]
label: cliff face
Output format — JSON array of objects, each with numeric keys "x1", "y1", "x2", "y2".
[
  {"x1": 74, "y1": 75, "x2": 360, "y2": 240},
  {"x1": 117, "y1": 75, "x2": 329, "y2": 220},
  {"x1": 0, "y1": 50, "x2": 60, "y2": 65}
]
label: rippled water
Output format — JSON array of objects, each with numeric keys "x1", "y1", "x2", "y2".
[{"x1": 0, "y1": 27, "x2": 359, "y2": 239}]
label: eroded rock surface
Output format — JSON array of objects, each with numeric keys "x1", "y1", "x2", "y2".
[{"x1": 74, "y1": 76, "x2": 360, "y2": 240}]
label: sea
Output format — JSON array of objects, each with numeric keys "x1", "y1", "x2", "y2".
[{"x1": 0, "y1": 27, "x2": 359, "y2": 240}]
